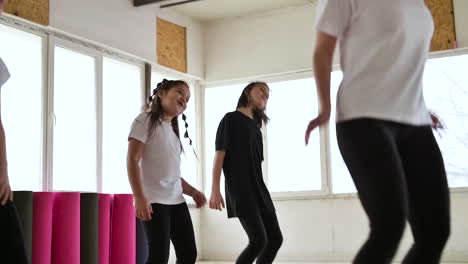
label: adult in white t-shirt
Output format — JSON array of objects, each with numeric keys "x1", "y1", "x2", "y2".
[
  {"x1": 0, "y1": 56, "x2": 28, "y2": 263},
  {"x1": 305, "y1": 1, "x2": 450, "y2": 263},
  {"x1": 127, "y1": 79, "x2": 206, "y2": 264}
]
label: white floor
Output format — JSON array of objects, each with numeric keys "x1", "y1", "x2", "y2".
[
  {"x1": 198, "y1": 262, "x2": 345, "y2": 264},
  {"x1": 197, "y1": 261, "x2": 461, "y2": 264}
]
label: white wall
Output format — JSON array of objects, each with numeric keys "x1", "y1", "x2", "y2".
[
  {"x1": 201, "y1": 192, "x2": 468, "y2": 262},
  {"x1": 49, "y1": 0, "x2": 204, "y2": 78},
  {"x1": 204, "y1": 3, "x2": 318, "y2": 82},
  {"x1": 204, "y1": 1, "x2": 468, "y2": 83}
]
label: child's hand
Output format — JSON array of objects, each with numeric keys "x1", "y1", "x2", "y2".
[
  {"x1": 192, "y1": 190, "x2": 207, "y2": 208},
  {"x1": 430, "y1": 112, "x2": 446, "y2": 138},
  {"x1": 0, "y1": 169, "x2": 13, "y2": 206},
  {"x1": 134, "y1": 196, "x2": 153, "y2": 221},
  {"x1": 209, "y1": 191, "x2": 225, "y2": 211}
]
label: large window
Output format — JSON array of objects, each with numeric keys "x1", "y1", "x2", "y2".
[
  {"x1": 204, "y1": 83, "x2": 245, "y2": 195},
  {"x1": 0, "y1": 24, "x2": 43, "y2": 191},
  {"x1": 52, "y1": 46, "x2": 98, "y2": 192},
  {"x1": 424, "y1": 54, "x2": 468, "y2": 188},
  {"x1": 267, "y1": 78, "x2": 322, "y2": 192},
  {"x1": 102, "y1": 57, "x2": 143, "y2": 194},
  {"x1": 204, "y1": 79, "x2": 323, "y2": 195}
]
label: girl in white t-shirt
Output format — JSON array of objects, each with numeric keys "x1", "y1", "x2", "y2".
[
  {"x1": 127, "y1": 79, "x2": 206, "y2": 264},
  {"x1": 305, "y1": 1, "x2": 450, "y2": 263}
]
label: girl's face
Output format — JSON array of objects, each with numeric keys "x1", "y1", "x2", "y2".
[
  {"x1": 248, "y1": 84, "x2": 269, "y2": 111},
  {"x1": 159, "y1": 84, "x2": 190, "y2": 118}
]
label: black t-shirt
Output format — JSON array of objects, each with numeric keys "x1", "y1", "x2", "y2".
[{"x1": 215, "y1": 111, "x2": 275, "y2": 218}]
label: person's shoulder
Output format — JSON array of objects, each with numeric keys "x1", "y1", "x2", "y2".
[
  {"x1": 224, "y1": 111, "x2": 243, "y2": 123},
  {"x1": 225, "y1": 111, "x2": 237, "y2": 118},
  {"x1": 135, "y1": 112, "x2": 149, "y2": 122},
  {"x1": 0, "y1": 57, "x2": 11, "y2": 88},
  {"x1": 133, "y1": 112, "x2": 151, "y2": 127}
]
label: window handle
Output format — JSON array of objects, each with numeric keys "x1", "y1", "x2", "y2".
[{"x1": 50, "y1": 112, "x2": 57, "y2": 126}]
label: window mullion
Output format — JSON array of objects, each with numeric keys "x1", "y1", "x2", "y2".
[{"x1": 96, "y1": 55, "x2": 104, "y2": 193}]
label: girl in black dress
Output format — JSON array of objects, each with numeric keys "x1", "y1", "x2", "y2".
[{"x1": 209, "y1": 82, "x2": 283, "y2": 264}]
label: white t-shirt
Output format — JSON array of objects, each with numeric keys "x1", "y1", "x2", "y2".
[
  {"x1": 316, "y1": 0, "x2": 434, "y2": 125},
  {"x1": 0, "y1": 57, "x2": 10, "y2": 89},
  {"x1": 128, "y1": 112, "x2": 185, "y2": 205}
]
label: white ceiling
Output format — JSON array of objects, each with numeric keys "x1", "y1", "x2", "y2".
[{"x1": 165, "y1": 0, "x2": 316, "y2": 22}]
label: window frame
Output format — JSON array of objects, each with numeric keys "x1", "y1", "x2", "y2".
[
  {"x1": 101, "y1": 55, "x2": 146, "y2": 194},
  {"x1": 47, "y1": 36, "x2": 102, "y2": 192}
]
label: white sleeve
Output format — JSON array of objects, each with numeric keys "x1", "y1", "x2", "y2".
[
  {"x1": 315, "y1": 0, "x2": 353, "y2": 38},
  {"x1": 128, "y1": 115, "x2": 149, "y2": 143},
  {"x1": 0, "y1": 58, "x2": 11, "y2": 88}
]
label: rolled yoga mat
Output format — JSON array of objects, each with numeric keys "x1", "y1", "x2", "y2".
[
  {"x1": 32, "y1": 192, "x2": 55, "y2": 264},
  {"x1": 13, "y1": 191, "x2": 34, "y2": 263},
  {"x1": 81, "y1": 193, "x2": 99, "y2": 264},
  {"x1": 99, "y1": 194, "x2": 113, "y2": 264},
  {"x1": 52, "y1": 192, "x2": 81, "y2": 264},
  {"x1": 110, "y1": 194, "x2": 136, "y2": 264},
  {"x1": 136, "y1": 219, "x2": 149, "y2": 264}
]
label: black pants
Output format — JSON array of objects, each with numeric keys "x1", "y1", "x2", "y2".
[
  {"x1": 143, "y1": 202, "x2": 196, "y2": 264},
  {"x1": 337, "y1": 118, "x2": 451, "y2": 264},
  {"x1": 236, "y1": 210, "x2": 283, "y2": 264},
  {"x1": 0, "y1": 201, "x2": 28, "y2": 264}
]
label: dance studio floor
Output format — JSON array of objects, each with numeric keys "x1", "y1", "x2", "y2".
[{"x1": 197, "y1": 261, "x2": 462, "y2": 264}]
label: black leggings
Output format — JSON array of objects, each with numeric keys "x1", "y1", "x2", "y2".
[
  {"x1": 337, "y1": 118, "x2": 451, "y2": 264},
  {"x1": 143, "y1": 202, "x2": 196, "y2": 264},
  {"x1": 0, "y1": 201, "x2": 28, "y2": 264},
  {"x1": 236, "y1": 210, "x2": 283, "y2": 264}
]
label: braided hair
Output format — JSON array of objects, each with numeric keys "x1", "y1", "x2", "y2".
[{"x1": 145, "y1": 79, "x2": 195, "y2": 155}]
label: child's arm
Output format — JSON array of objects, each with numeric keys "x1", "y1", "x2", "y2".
[
  {"x1": 181, "y1": 177, "x2": 206, "y2": 208},
  {"x1": 209, "y1": 151, "x2": 225, "y2": 210},
  {"x1": 305, "y1": 31, "x2": 336, "y2": 145},
  {"x1": 127, "y1": 138, "x2": 153, "y2": 220}
]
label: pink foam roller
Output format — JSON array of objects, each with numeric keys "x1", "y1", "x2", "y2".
[
  {"x1": 52, "y1": 192, "x2": 81, "y2": 264},
  {"x1": 32, "y1": 192, "x2": 55, "y2": 264},
  {"x1": 99, "y1": 194, "x2": 113, "y2": 264},
  {"x1": 110, "y1": 194, "x2": 136, "y2": 264}
]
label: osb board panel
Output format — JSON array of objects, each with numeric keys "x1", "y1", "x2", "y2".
[
  {"x1": 4, "y1": 0, "x2": 49, "y2": 26},
  {"x1": 157, "y1": 18, "x2": 187, "y2": 73},
  {"x1": 425, "y1": 0, "x2": 456, "y2": 51}
]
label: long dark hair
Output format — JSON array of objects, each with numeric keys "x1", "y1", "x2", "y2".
[
  {"x1": 236, "y1": 82, "x2": 270, "y2": 128},
  {"x1": 145, "y1": 79, "x2": 194, "y2": 152}
]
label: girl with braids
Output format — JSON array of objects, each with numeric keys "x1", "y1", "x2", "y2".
[
  {"x1": 127, "y1": 79, "x2": 206, "y2": 264},
  {"x1": 210, "y1": 82, "x2": 283, "y2": 264}
]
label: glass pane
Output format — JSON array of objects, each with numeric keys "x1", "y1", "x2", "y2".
[
  {"x1": 53, "y1": 46, "x2": 97, "y2": 192},
  {"x1": 0, "y1": 24, "x2": 43, "y2": 191},
  {"x1": 102, "y1": 57, "x2": 143, "y2": 194},
  {"x1": 329, "y1": 71, "x2": 356, "y2": 194},
  {"x1": 424, "y1": 54, "x2": 468, "y2": 188},
  {"x1": 267, "y1": 78, "x2": 321, "y2": 192},
  {"x1": 204, "y1": 83, "x2": 246, "y2": 196}
]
